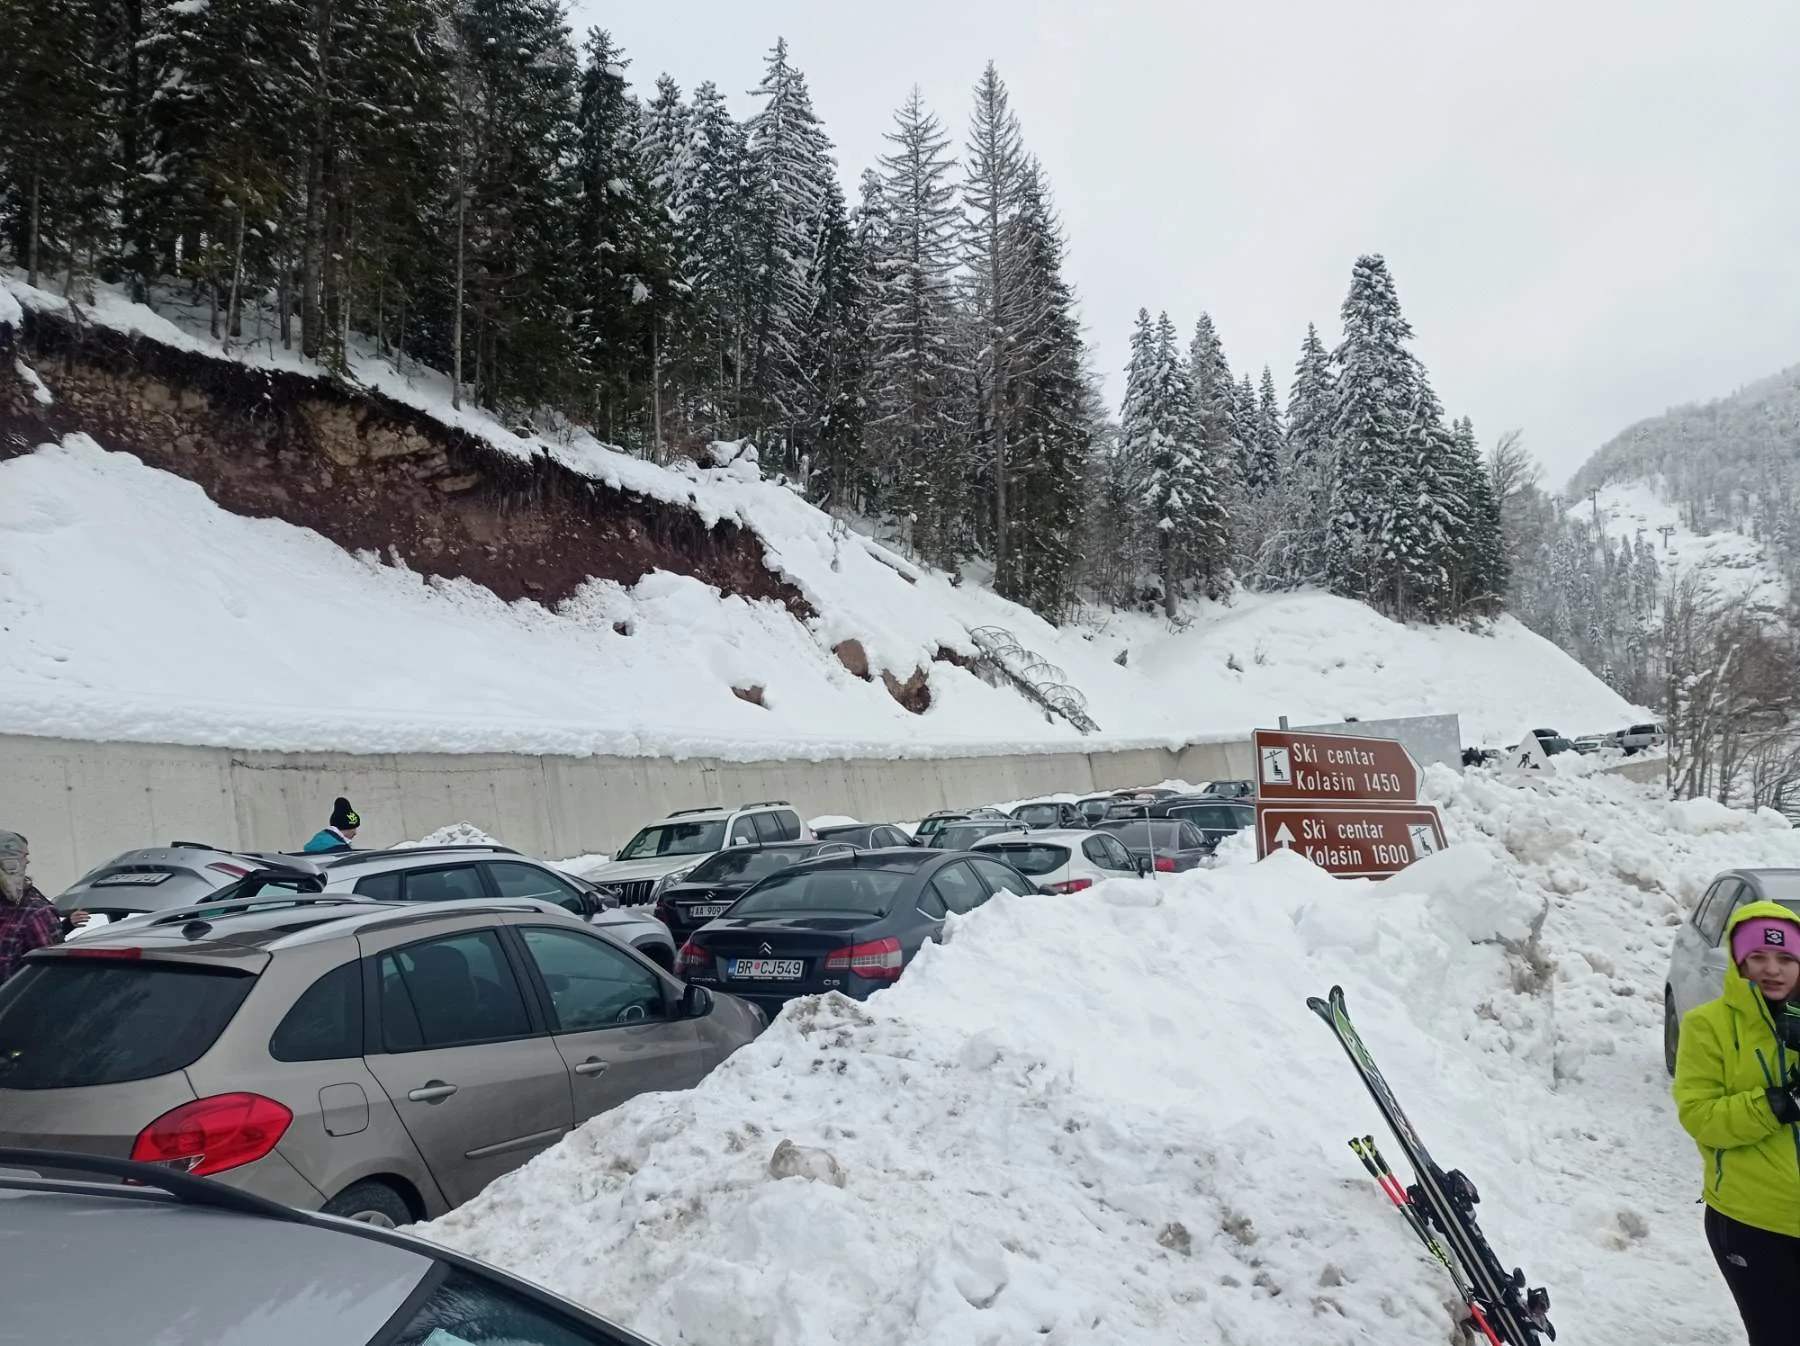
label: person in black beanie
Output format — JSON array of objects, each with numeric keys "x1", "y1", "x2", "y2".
[{"x1": 302, "y1": 798, "x2": 361, "y2": 854}]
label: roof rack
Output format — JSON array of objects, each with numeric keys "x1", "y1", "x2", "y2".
[
  {"x1": 320, "y1": 843, "x2": 521, "y2": 867},
  {"x1": 666, "y1": 804, "x2": 728, "y2": 817},
  {"x1": 140, "y1": 894, "x2": 371, "y2": 929},
  {"x1": 0, "y1": 1147, "x2": 308, "y2": 1224},
  {"x1": 742, "y1": 800, "x2": 792, "y2": 810}
]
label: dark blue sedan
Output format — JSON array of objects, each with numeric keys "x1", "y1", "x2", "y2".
[{"x1": 674, "y1": 848, "x2": 1036, "y2": 1015}]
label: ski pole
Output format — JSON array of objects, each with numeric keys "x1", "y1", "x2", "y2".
[{"x1": 1350, "y1": 1137, "x2": 1505, "y2": 1346}]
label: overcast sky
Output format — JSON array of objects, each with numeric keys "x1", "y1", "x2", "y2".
[{"x1": 569, "y1": 0, "x2": 1800, "y2": 488}]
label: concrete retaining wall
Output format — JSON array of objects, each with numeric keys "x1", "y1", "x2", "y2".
[{"x1": 3, "y1": 733, "x2": 1260, "y2": 894}]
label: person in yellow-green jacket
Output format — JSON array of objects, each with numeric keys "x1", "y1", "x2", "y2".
[{"x1": 1673, "y1": 900, "x2": 1800, "y2": 1346}]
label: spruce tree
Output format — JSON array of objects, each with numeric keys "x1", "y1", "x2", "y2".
[
  {"x1": 1330, "y1": 254, "x2": 1417, "y2": 608},
  {"x1": 1249, "y1": 366, "x2": 1285, "y2": 490},
  {"x1": 572, "y1": 30, "x2": 675, "y2": 448},
  {"x1": 996, "y1": 160, "x2": 1090, "y2": 615},
  {"x1": 741, "y1": 38, "x2": 841, "y2": 467},
  {"x1": 962, "y1": 61, "x2": 1029, "y2": 591},
  {"x1": 864, "y1": 87, "x2": 967, "y2": 563},
  {"x1": 679, "y1": 80, "x2": 749, "y2": 437}
]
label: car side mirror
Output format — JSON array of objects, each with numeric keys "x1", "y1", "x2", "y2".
[
  {"x1": 1136, "y1": 858, "x2": 1152, "y2": 877},
  {"x1": 682, "y1": 983, "x2": 714, "y2": 1019}
]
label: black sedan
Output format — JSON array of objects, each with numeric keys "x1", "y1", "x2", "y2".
[
  {"x1": 675, "y1": 848, "x2": 1036, "y2": 1014},
  {"x1": 1094, "y1": 818, "x2": 1212, "y2": 872},
  {"x1": 1149, "y1": 798, "x2": 1255, "y2": 852},
  {"x1": 654, "y1": 840, "x2": 853, "y2": 943}
]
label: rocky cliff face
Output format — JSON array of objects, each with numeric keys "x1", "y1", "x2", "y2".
[{"x1": 0, "y1": 307, "x2": 804, "y2": 613}]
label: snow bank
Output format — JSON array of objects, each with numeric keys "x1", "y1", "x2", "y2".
[
  {"x1": 397, "y1": 822, "x2": 502, "y2": 849},
  {"x1": 422, "y1": 771, "x2": 1785, "y2": 1344}
]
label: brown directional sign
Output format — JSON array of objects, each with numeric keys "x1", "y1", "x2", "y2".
[
  {"x1": 1253, "y1": 728, "x2": 1420, "y2": 803},
  {"x1": 1255, "y1": 802, "x2": 1447, "y2": 878}
]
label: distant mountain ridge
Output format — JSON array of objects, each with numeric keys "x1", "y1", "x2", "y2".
[{"x1": 1568, "y1": 361, "x2": 1800, "y2": 597}]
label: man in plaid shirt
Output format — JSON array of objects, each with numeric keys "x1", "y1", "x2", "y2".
[{"x1": 0, "y1": 831, "x2": 70, "y2": 984}]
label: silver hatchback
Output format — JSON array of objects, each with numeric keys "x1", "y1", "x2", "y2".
[
  {"x1": 1663, "y1": 868, "x2": 1800, "y2": 1074},
  {"x1": 0, "y1": 894, "x2": 762, "y2": 1223}
]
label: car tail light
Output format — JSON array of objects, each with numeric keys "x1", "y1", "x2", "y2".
[
  {"x1": 653, "y1": 899, "x2": 674, "y2": 928},
  {"x1": 206, "y1": 861, "x2": 252, "y2": 878},
  {"x1": 825, "y1": 936, "x2": 904, "y2": 981},
  {"x1": 130, "y1": 1093, "x2": 292, "y2": 1176},
  {"x1": 61, "y1": 946, "x2": 142, "y2": 960},
  {"x1": 1153, "y1": 857, "x2": 1176, "y2": 873},
  {"x1": 1045, "y1": 878, "x2": 1093, "y2": 894},
  {"x1": 676, "y1": 940, "x2": 709, "y2": 975}
]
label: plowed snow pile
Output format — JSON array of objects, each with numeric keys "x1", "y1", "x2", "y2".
[
  {"x1": 419, "y1": 769, "x2": 1788, "y2": 1343},
  {"x1": 422, "y1": 772, "x2": 1787, "y2": 1344}
]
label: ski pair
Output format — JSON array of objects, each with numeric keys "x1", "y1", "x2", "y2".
[
  {"x1": 1307, "y1": 985, "x2": 1555, "y2": 1345},
  {"x1": 1349, "y1": 1135, "x2": 1502, "y2": 1346}
]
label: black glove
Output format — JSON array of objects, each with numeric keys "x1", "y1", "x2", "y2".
[{"x1": 1767, "y1": 1086, "x2": 1800, "y2": 1126}]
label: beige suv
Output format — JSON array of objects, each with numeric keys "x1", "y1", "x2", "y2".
[{"x1": 0, "y1": 894, "x2": 762, "y2": 1224}]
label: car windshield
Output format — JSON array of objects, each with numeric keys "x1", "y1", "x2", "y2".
[
  {"x1": 728, "y1": 867, "x2": 909, "y2": 916},
  {"x1": 1103, "y1": 821, "x2": 1188, "y2": 849},
  {"x1": 686, "y1": 847, "x2": 810, "y2": 885},
  {"x1": 979, "y1": 843, "x2": 1070, "y2": 876},
  {"x1": 914, "y1": 815, "x2": 960, "y2": 837},
  {"x1": 616, "y1": 819, "x2": 726, "y2": 861},
  {"x1": 1012, "y1": 804, "x2": 1061, "y2": 825},
  {"x1": 1077, "y1": 799, "x2": 1110, "y2": 818}
]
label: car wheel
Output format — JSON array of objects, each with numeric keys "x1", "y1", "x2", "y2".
[
  {"x1": 323, "y1": 1179, "x2": 412, "y2": 1228},
  {"x1": 1664, "y1": 991, "x2": 1680, "y2": 1077}
]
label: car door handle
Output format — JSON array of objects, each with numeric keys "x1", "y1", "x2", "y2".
[
  {"x1": 574, "y1": 1058, "x2": 609, "y2": 1077},
  {"x1": 408, "y1": 1081, "x2": 458, "y2": 1103}
]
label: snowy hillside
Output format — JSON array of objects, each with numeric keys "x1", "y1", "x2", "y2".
[
  {"x1": 0, "y1": 434, "x2": 1641, "y2": 757},
  {"x1": 421, "y1": 768, "x2": 1791, "y2": 1345},
  {"x1": 1592, "y1": 480, "x2": 1787, "y2": 613},
  {"x1": 0, "y1": 274, "x2": 1645, "y2": 757}
]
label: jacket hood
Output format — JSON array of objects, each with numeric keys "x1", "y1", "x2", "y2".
[{"x1": 1722, "y1": 899, "x2": 1800, "y2": 1010}]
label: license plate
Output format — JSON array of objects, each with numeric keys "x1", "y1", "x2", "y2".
[
  {"x1": 687, "y1": 904, "x2": 728, "y2": 919},
  {"x1": 729, "y1": 957, "x2": 804, "y2": 980},
  {"x1": 92, "y1": 872, "x2": 172, "y2": 887}
]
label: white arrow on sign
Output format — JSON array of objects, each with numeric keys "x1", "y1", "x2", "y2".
[{"x1": 1272, "y1": 823, "x2": 1296, "y2": 849}]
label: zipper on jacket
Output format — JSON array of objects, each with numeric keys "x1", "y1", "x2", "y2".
[{"x1": 1713, "y1": 1147, "x2": 1727, "y2": 1193}]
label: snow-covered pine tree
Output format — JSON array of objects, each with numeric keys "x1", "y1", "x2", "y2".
[
  {"x1": 1234, "y1": 371, "x2": 1257, "y2": 483},
  {"x1": 1449, "y1": 416, "x2": 1508, "y2": 615},
  {"x1": 1287, "y1": 323, "x2": 1336, "y2": 470},
  {"x1": 436, "y1": 0, "x2": 581, "y2": 409},
  {"x1": 740, "y1": 38, "x2": 842, "y2": 469},
  {"x1": 1249, "y1": 366, "x2": 1285, "y2": 491},
  {"x1": 995, "y1": 159, "x2": 1090, "y2": 616},
  {"x1": 962, "y1": 61, "x2": 1029, "y2": 593},
  {"x1": 0, "y1": 0, "x2": 141, "y2": 289},
  {"x1": 1389, "y1": 368, "x2": 1461, "y2": 618},
  {"x1": 572, "y1": 31, "x2": 677, "y2": 449},
  {"x1": 1330, "y1": 254, "x2": 1417, "y2": 609},
  {"x1": 1184, "y1": 313, "x2": 1240, "y2": 591},
  {"x1": 1131, "y1": 312, "x2": 1211, "y2": 615},
  {"x1": 678, "y1": 80, "x2": 749, "y2": 437},
  {"x1": 863, "y1": 87, "x2": 968, "y2": 563}
]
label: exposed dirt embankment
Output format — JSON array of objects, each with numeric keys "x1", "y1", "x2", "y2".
[{"x1": 0, "y1": 308, "x2": 807, "y2": 613}]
